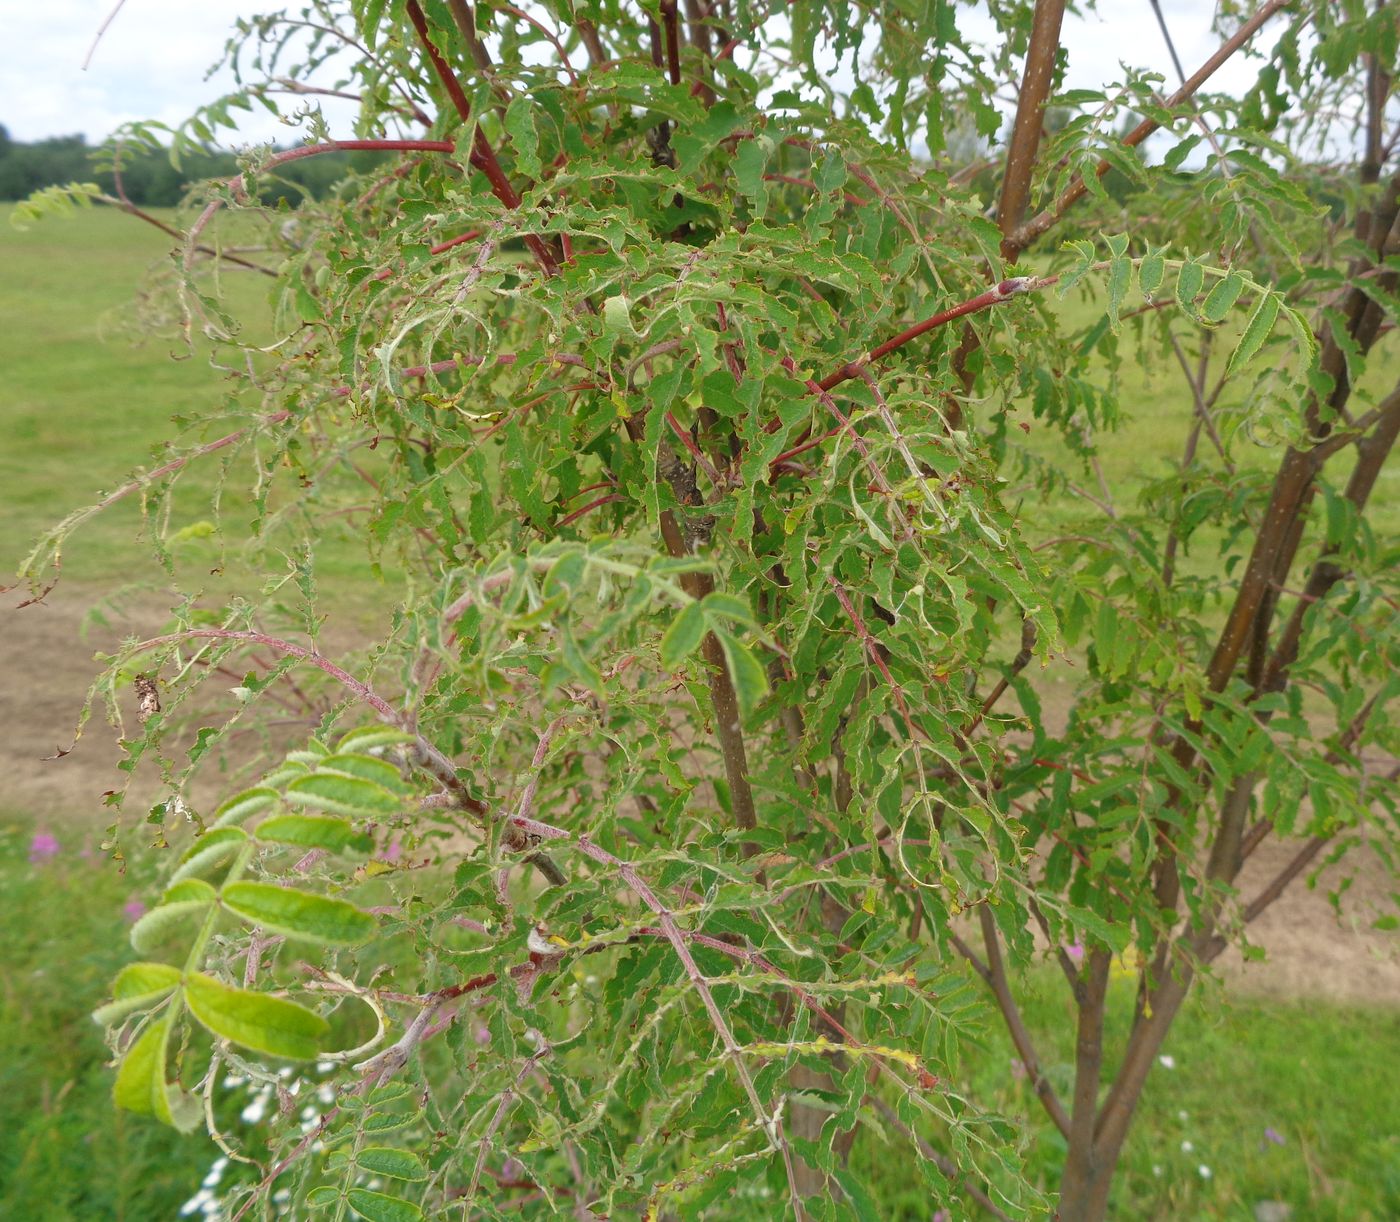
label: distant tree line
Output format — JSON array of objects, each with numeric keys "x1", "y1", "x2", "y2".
[{"x1": 0, "y1": 124, "x2": 389, "y2": 206}]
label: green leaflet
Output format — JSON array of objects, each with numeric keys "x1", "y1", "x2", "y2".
[
  {"x1": 171, "y1": 826, "x2": 248, "y2": 883},
  {"x1": 356, "y1": 1146, "x2": 429, "y2": 1181},
  {"x1": 213, "y1": 787, "x2": 278, "y2": 828},
  {"x1": 221, "y1": 881, "x2": 376, "y2": 945},
  {"x1": 701, "y1": 591, "x2": 760, "y2": 630},
  {"x1": 345, "y1": 1189, "x2": 424, "y2": 1222},
  {"x1": 283, "y1": 772, "x2": 403, "y2": 818},
  {"x1": 1105, "y1": 255, "x2": 1131, "y2": 330},
  {"x1": 316, "y1": 752, "x2": 414, "y2": 794},
  {"x1": 335, "y1": 726, "x2": 416, "y2": 754},
  {"x1": 1228, "y1": 290, "x2": 1281, "y2": 373},
  {"x1": 504, "y1": 94, "x2": 542, "y2": 178},
  {"x1": 255, "y1": 813, "x2": 374, "y2": 855},
  {"x1": 183, "y1": 971, "x2": 330, "y2": 1059},
  {"x1": 1138, "y1": 250, "x2": 1165, "y2": 297},
  {"x1": 734, "y1": 138, "x2": 770, "y2": 214},
  {"x1": 113, "y1": 1017, "x2": 167, "y2": 1117},
  {"x1": 715, "y1": 629, "x2": 769, "y2": 720},
  {"x1": 113, "y1": 1016, "x2": 201, "y2": 1131},
  {"x1": 129, "y1": 878, "x2": 216, "y2": 955},
  {"x1": 1176, "y1": 259, "x2": 1205, "y2": 317},
  {"x1": 93, "y1": 962, "x2": 182, "y2": 1026},
  {"x1": 659, "y1": 599, "x2": 707, "y2": 669},
  {"x1": 1202, "y1": 271, "x2": 1246, "y2": 323}
]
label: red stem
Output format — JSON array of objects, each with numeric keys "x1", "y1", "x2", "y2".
[
  {"x1": 371, "y1": 229, "x2": 483, "y2": 281},
  {"x1": 404, "y1": 0, "x2": 561, "y2": 276}
]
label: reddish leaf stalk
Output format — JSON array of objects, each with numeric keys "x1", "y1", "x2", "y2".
[
  {"x1": 818, "y1": 277, "x2": 1040, "y2": 394},
  {"x1": 660, "y1": 0, "x2": 683, "y2": 86},
  {"x1": 371, "y1": 229, "x2": 483, "y2": 281}
]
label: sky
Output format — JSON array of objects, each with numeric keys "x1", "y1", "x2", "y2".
[{"x1": 1, "y1": 1, "x2": 1275, "y2": 147}]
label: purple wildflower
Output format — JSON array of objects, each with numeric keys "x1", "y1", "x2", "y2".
[
  {"x1": 1010, "y1": 1058, "x2": 1028, "y2": 1081},
  {"x1": 1263, "y1": 1126, "x2": 1286, "y2": 1147},
  {"x1": 1064, "y1": 939, "x2": 1085, "y2": 966},
  {"x1": 28, "y1": 831, "x2": 61, "y2": 864},
  {"x1": 123, "y1": 897, "x2": 148, "y2": 923}
]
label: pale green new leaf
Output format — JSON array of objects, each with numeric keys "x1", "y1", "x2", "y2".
[
  {"x1": 129, "y1": 879, "x2": 217, "y2": 955},
  {"x1": 184, "y1": 971, "x2": 330, "y2": 1058},
  {"x1": 255, "y1": 813, "x2": 374, "y2": 855},
  {"x1": 284, "y1": 772, "x2": 402, "y2": 818},
  {"x1": 221, "y1": 881, "x2": 376, "y2": 945}
]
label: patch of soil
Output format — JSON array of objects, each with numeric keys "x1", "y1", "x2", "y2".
[{"x1": 2, "y1": 588, "x2": 1395, "y2": 1004}]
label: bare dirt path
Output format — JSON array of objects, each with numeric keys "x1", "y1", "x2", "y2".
[{"x1": 3, "y1": 587, "x2": 1396, "y2": 1005}]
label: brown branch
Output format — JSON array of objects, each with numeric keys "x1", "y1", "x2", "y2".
[
  {"x1": 446, "y1": 0, "x2": 497, "y2": 77},
  {"x1": 1010, "y1": 0, "x2": 1293, "y2": 253},
  {"x1": 1260, "y1": 381, "x2": 1400, "y2": 693},
  {"x1": 996, "y1": 0, "x2": 1067, "y2": 259},
  {"x1": 1060, "y1": 948, "x2": 1111, "y2": 1205},
  {"x1": 660, "y1": 0, "x2": 683, "y2": 87},
  {"x1": 404, "y1": 0, "x2": 561, "y2": 276},
  {"x1": 816, "y1": 276, "x2": 1041, "y2": 396},
  {"x1": 956, "y1": 910, "x2": 1072, "y2": 1139}
]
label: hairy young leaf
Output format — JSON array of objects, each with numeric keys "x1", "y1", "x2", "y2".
[
  {"x1": 183, "y1": 971, "x2": 329, "y2": 1058},
  {"x1": 221, "y1": 881, "x2": 376, "y2": 944}
]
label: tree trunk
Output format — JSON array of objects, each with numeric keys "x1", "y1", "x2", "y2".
[{"x1": 1056, "y1": 1151, "x2": 1119, "y2": 1222}]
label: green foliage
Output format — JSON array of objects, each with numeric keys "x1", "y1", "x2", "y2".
[{"x1": 13, "y1": 2, "x2": 1400, "y2": 1220}]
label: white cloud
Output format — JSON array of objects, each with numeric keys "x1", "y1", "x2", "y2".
[
  {"x1": 2, "y1": 1, "x2": 357, "y2": 144},
  {"x1": 2, "y1": 2, "x2": 1279, "y2": 146}
]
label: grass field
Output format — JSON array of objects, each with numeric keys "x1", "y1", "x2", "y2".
[
  {"x1": 1, "y1": 204, "x2": 269, "y2": 583},
  {"x1": 2, "y1": 203, "x2": 1397, "y2": 1220}
]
